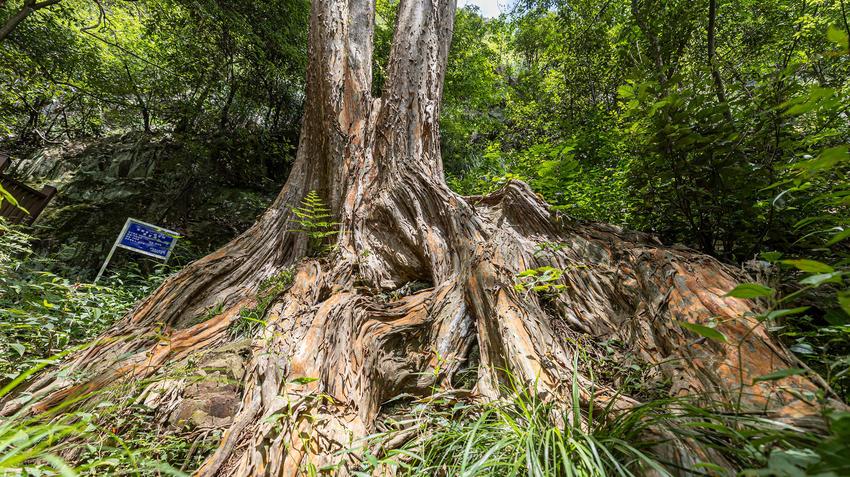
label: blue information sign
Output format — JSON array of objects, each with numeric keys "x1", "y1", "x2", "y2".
[
  {"x1": 117, "y1": 220, "x2": 178, "y2": 259},
  {"x1": 95, "y1": 218, "x2": 180, "y2": 282}
]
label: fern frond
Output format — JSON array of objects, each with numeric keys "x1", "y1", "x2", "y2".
[{"x1": 288, "y1": 190, "x2": 340, "y2": 257}]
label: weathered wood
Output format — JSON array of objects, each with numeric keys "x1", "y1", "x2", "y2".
[{"x1": 0, "y1": 156, "x2": 57, "y2": 225}]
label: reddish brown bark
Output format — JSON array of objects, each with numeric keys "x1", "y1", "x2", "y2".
[{"x1": 3, "y1": 0, "x2": 837, "y2": 475}]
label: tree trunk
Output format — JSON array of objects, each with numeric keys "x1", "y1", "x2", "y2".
[
  {"x1": 707, "y1": 0, "x2": 733, "y2": 123},
  {"x1": 123, "y1": 62, "x2": 152, "y2": 134},
  {"x1": 3, "y1": 0, "x2": 837, "y2": 475}
]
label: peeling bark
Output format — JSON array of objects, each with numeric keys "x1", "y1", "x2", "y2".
[{"x1": 3, "y1": 0, "x2": 838, "y2": 475}]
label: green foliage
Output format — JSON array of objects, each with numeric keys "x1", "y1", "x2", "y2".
[
  {"x1": 513, "y1": 266, "x2": 566, "y2": 294},
  {"x1": 736, "y1": 61, "x2": 850, "y2": 395},
  {"x1": 371, "y1": 0, "x2": 397, "y2": 96},
  {"x1": 678, "y1": 321, "x2": 728, "y2": 343},
  {"x1": 289, "y1": 190, "x2": 339, "y2": 257},
  {"x1": 356, "y1": 388, "x2": 669, "y2": 476},
  {"x1": 230, "y1": 267, "x2": 294, "y2": 337},
  {"x1": 0, "y1": 0, "x2": 308, "y2": 143},
  {"x1": 725, "y1": 283, "x2": 776, "y2": 299},
  {"x1": 755, "y1": 410, "x2": 850, "y2": 477},
  {"x1": 733, "y1": 34, "x2": 850, "y2": 399},
  {"x1": 76, "y1": 395, "x2": 221, "y2": 475},
  {"x1": 439, "y1": 0, "x2": 849, "y2": 262},
  {"x1": 1, "y1": 3, "x2": 849, "y2": 475},
  {"x1": 0, "y1": 218, "x2": 174, "y2": 378},
  {"x1": 344, "y1": 373, "x2": 841, "y2": 477},
  {"x1": 0, "y1": 358, "x2": 229, "y2": 476},
  {"x1": 258, "y1": 267, "x2": 295, "y2": 296},
  {"x1": 745, "y1": 254, "x2": 850, "y2": 401},
  {"x1": 0, "y1": 353, "x2": 190, "y2": 476},
  {"x1": 0, "y1": 184, "x2": 27, "y2": 214}
]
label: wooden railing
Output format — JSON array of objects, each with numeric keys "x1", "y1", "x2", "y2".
[{"x1": 0, "y1": 155, "x2": 57, "y2": 225}]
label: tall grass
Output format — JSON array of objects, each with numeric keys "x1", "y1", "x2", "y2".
[
  {"x1": 344, "y1": 373, "x2": 845, "y2": 477},
  {"x1": 0, "y1": 352, "x2": 196, "y2": 476},
  {"x1": 377, "y1": 389, "x2": 668, "y2": 477},
  {"x1": 0, "y1": 218, "x2": 176, "y2": 379}
]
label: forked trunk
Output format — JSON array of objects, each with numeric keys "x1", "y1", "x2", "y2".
[{"x1": 3, "y1": 0, "x2": 837, "y2": 475}]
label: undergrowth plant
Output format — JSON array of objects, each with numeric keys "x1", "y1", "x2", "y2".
[
  {"x1": 230, "y1": 267, "x2": 295, "y2": 337},
  {"x1": 360, "y1": 387, "x2": 669, "y2": 477},
  {"x1": 698, "y1": 256, "x2": 850, "y2": 475},
  {"x1": 0, "y1": 219, "x2": 176, "y2": 379},
  {"x1": 76, "y1": 379, "x2": 223, "y2": 476},
  {"x1": 0, "y1": 351, "x2": 188, "y2": 476},
  {"x1": 513, "y1": 266, "x2": 566, "y2": 294},
  {"x1": 339, "y1": 370, "x2": 832, "y2": 477},
  {"x1": 289, "y1": 190, "x2": 339, "y2": 257},
  {"x1": 0, "y1": 184, "x2": 26, "y2": 214}
]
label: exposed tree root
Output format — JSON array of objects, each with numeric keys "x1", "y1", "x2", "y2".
[{"x1": 5, "y1": 180, "x2": 833, "y2": 475}]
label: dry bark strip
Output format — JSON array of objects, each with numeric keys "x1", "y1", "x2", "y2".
[{"x1": 2, "y1": 0, "x2": 839, "y2": 475}]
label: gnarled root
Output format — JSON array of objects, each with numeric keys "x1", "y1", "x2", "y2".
[
  {"x1": 4, "y1": 181, "x2": 835, "y2": 476},
  {"x1": 198, "y1": 181, "x2": 832, "y2": 474}
]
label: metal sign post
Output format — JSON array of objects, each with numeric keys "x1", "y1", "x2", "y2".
[{"x1": 94, "y1": 218, "x2": 180, "y2": 283}]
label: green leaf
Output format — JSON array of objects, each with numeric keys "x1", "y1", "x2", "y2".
[
  {"x1": 827, "y1": 25, "x2": 849, "y2": 49},
  {"x1": 41, "y1": 454, "x2": 77, "y2": 477},
  {"x1": 760, "y1": 251, "x2": 783, "y2": 263},
  {"x1": 9, "y1": 342, "x2": 26, "y2": 356},
  {"x1": 824, "y1": 308, "x2": 850, "y2": 326},
  {"x1": 679, "y1": 322, "x2": 728, "y2": 343},
  {"x1": 725, "y1": 283, "x2": 775, "y2": 299},
  {"x1": 754, "y1": 368, "x2": 807, "y2": 383},
  {"x1": 825, "y1": 228, "x2": 850, "y2": 246},
  {"x1": 766, "y1": 307, "x2": 810, "y2": 320},
  {"x1": 692, "y1": 462, "x2": 727, "y2": 473},
  {"x1": 780, "y1": 259, "x2": 834, "y2": 273},
  {"x1": 793, "y1": 146, "x2": 849, "y2": 173},
  {"x1": 290, "y1": 376, "x2": 319, "y2": 385},
  {"x1": 839, "y1": 291, "x2": 850, "y2": 316},
  {"x1": 799, "y1": 272, "x2": 843, "y2": 286},
  {"x1": 790, "y1": 343, "x2": 814, "y2": 354},
  {"x1": 0, "y1": 184, "x2": 29, "y2": 214}
]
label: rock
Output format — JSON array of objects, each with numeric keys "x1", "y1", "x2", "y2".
[
  {"x1": 160, "y1": 341, "x2": 250, "y2": 430},
  {"x1": 170, "y1": 384, "x2": 241, "y2": 429},
  {"x1": 6, "y1": 132, "x2": 287, "y2": 275},
  {"x1": 202, "y1": 354, "x2": 246, "y2": 381}
]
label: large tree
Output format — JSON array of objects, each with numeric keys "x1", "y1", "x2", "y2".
[{"x1": 3, "y1": 0, "x2": 835, "y2": 474}]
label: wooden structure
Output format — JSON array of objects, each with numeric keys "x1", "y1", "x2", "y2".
[{"x1": 0, "y1": 155, "x2": 57, "y2": 225}]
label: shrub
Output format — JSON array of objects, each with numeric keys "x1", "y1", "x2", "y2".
[{"x1": 0, "y1": 219, "x2": 175, "y2": 379}]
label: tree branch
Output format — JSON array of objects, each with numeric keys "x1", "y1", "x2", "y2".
[
  {"x1": 0, "y1": 0, "x2": 62, "y2": 42},
  {"x1": 708, "y1": 0, "x2": 733, "y2": 123},
  {"x1": 32, "y1": 0, "x2": 62, "y2": 9}
]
